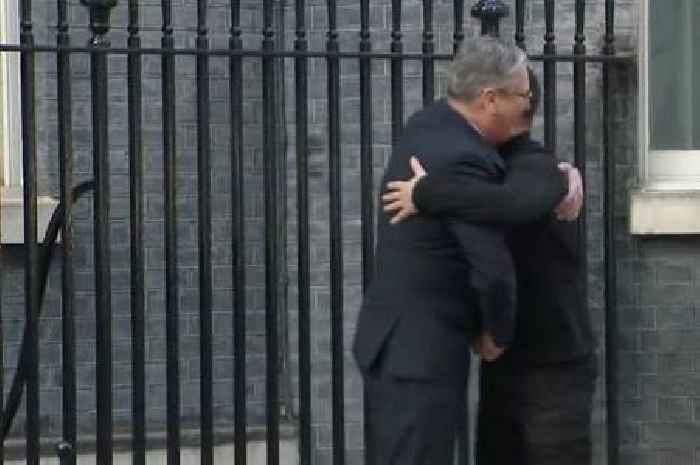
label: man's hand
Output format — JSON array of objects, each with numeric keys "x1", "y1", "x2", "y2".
[
  {"x1": 554, "y1": 162, "x2": 583, "y2": 221},
  {"x1": 473, "y1": 332, "x2": 505, "y2": 362},
  {"x1": 382, "y1": 156, "x2": 427, "y2": 224}
]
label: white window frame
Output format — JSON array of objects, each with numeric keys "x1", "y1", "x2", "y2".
[
  {"x1": 638, "y1": 0, "x2": 700, "y2": 189},
  {"x1": 631, "y1": 0, "x2": 700, "y2": 234},
  {"x1": 0, "y1": 0, "x2": 22, "y2": 191},
  {"x1": 0, "y1": 0, "x2": 58, "y2": 244}
]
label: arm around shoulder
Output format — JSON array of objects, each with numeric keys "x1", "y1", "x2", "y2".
[{"x1": 413, "y1": 151, "x2": 567, "y2": 224}]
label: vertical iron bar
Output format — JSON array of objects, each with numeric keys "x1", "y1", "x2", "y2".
[
  {"x1": 83, "y1": 0, "x2": 117, "y2": 461},
  {"x1": 263, "y1": 1, "x2": 280, "y2": 464},
  {"x1": 295, "y1": 0, "x2": 312, "y2": 463},
  {"x1": 602, "y1": 62, "x2": 619, "y2": 465},
  {"x1": 57, "y1": 0, "x2": 76, "y2": 460},
  {"x1": 327, "y1": 2, "x2": 344, "y2": 465},
  {"x1": 229, "y1": 0, "x2": 247, "y2": 463},
  {"x1": 573, "y1": 0, "x2": 587, "y2": 305},
  {"x1": 127, "y1": 0, "x2": 146, "y2": 462},
  {"x1": 55, "y1": 442, "x2": 74, "y2": 465},
  {"x1": 273, "y1": 10, "x2": 289, "y2": 423},
  {"x1": 515, "y1": 0, "x2": 525, "y2": 50},
  {"x1": 603, "y1": 2, "x2": 619, "y2": 464},
  {"x1": 161, "y1": 0, "x2": 180, "y2": 460},
  {"x1": 543, "y1": 0, "x2": 556, "y2": 152},
  {"x1": 196, "y1": 0, "x2": 214, "y2": 462},
  {"x1": 604, "y1": 0, "x2": 615, "y2": 57},
  {"x1": 390, "y1": 0, "x2": 403, "y2": 147},
  {"x1": 453, "y1": 0, "x2": 465, "y2": 54},
  {"x1": 452, "y1": 0, "x2": 474, "y2": 444},
  {"x1": 19, "y1": 0, "x2": 39, "y2": 458},
  {"x1": 359, "y1": 0, "x2": 374, "y2": 289},
  {"x1": 359, "y1": 3, "x2": 373, "y2": 461},
  {"x1": 93, "y1": 40, "x2": 114, "y2": 465},
  {"x1": 422, "y1": 0, "x2": 434, "y2": 106}
]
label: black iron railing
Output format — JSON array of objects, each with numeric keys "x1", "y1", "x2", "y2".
[{"x1": 0, "y1": 1, "x2": 632, "y2": 465}]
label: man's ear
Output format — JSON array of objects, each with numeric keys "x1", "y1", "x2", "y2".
[{"x1": 480, "y1": 88, "x2": 498, "y2": 114}]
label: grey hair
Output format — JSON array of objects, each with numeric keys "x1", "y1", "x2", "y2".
[{"x1": 447, "y1": 37, "x2": 527, "y2": 102}]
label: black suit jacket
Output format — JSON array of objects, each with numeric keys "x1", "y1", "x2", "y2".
[
  {"x1": 413, "y1": 135, "x2": 593, "y2": 363},
  {"x1": 352, "y1": 101, "x2": 563, "y2": 384}
]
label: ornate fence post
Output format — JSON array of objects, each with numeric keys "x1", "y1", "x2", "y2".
[{"x1": 79, "y1": 0, "x2": 116, "y2": 462}]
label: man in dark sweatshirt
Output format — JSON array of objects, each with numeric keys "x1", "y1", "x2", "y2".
[{"x1": 382, "y1": 69, "x2": 596, "y2": 465}]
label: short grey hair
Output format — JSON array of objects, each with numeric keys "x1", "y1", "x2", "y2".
[{"x1": 447, "y1": 37, "x2": 527, "y2": 102}]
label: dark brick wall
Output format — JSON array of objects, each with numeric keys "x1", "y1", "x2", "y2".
[
  {"x1": 603, "y1": 3, "x2": 700, "y2": 465},
  {"x1": 9, "y1": 1, "x2": 700, "y2": 465}
]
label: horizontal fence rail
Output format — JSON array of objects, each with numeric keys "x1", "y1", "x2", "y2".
[
  {"x1": 0, "y1": 44, "x2": 635, "y2": 61},
  {"x1": 0, "y1": 1, "x2": 632, "y2": 464}
]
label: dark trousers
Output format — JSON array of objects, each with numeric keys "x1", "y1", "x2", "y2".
[
  {"x1": 476, "y1": 353, "x2": 597, "y2": 465},
  {"x1": 364, "y1": 366, "x2": 466, "y2": 465}
]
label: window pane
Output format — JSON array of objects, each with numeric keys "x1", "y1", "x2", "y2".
[{"x1": 649, "y1": 0, "x2": 700, "y2": 150}]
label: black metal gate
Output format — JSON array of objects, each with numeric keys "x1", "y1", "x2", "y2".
[{"x1": 0, "y1": 0, "x2": 633, "y2": 464}]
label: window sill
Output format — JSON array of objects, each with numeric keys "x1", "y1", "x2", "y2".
[
  {"x1": 630, "y1": 188, "x2": 700, "y2": 235},
  {"x1": 1, "y1": 186, "x2": 59, "y2": 244}
]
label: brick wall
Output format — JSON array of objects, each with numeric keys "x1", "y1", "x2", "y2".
[{"x1": 7, "y1": 1, "x2": 699, "y2": 465}]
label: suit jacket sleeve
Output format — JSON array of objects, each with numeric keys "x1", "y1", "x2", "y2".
[
  {"x1": 432, "y1": 152, "x2": 517, "y2": 347},
  {"x1": 413, "y1": 149, "x2": 568, "y2": 225},
  {"x1": 445, "y1": 220, "x2": 516, "y2": 347}
]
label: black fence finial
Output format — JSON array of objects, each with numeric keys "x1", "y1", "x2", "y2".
[
  {"x1": 471, "y1": 0, "x2": 509, "y2": 37},
  {"x1": 80, "y1": 0, "x2": 116, "y2": 43},
  {"x1": 55, "y1": 441, "x2": 74, "y2": 465}
]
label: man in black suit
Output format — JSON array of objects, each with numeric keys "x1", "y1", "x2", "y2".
[
  {"x1": 382, "y1": 69, "x2": 595, "y2": 465},
  {"x1": 352, "y1": 38, "x2": 568, "y2": 465}
]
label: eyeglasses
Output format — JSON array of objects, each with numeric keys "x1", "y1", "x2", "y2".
[{"x1": 496, "y1": 88, "x2": 533, "y2": 100}]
